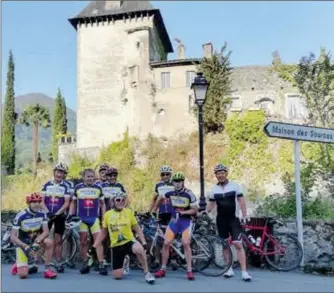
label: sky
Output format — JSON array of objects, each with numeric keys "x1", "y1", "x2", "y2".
[{"x1": 2, "y1": 1, "x2": 334, "y2": 111}]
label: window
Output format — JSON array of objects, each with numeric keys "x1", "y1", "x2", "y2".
[
  {"x1": 186, "y1": 71, "x2": 196, "y2": 87},
  {"x1": 286, "y1": 94, "x2": 307, "y2": 119},
  {"x1": 161, "y1": 72, "x2": 170, "y2": 89},
  {"x1": 230, "y1": 96, "x2": 241, "y2": 109},
  {"x1": 256, "y1": 97, "x2": 274, "y2": 114}
]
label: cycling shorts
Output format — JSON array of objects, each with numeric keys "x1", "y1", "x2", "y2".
[
  {"x1": 48, "y1": 215, "x2": 66, "y2": 235},
  {"x1": 216, "y1": 216, "x2": 243, "y2": 242},
  {"x1": 111, "y1": 240, "x2": 136, "y2": 270},
  {"x1": 165, "y1": 218, "x2": 192, "y2": 241},
  {"x1": 79, "y1": 218, "x2": 101, "y2": 234}
]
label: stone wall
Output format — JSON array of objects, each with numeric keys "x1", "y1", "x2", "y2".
[
  {"x1": 76, "y1": 14, "x2": 159, "y2": 149},
  {"x1": 276, "y1": 220, "x2": 334, "y2": 273}
]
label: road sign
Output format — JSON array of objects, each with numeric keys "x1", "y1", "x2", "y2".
[
  {"x1": 263, "y1": 121, "x2": 334, "y2": 267},
  {"x1": 264, "y1": 121, "x2": 334, "y2": 144}
]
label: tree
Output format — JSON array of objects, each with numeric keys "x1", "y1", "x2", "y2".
[
  {"x1": 197, "y1": 43, "x2": 233, "y2": 133},
  {"x1": 60, "y1": 95, "x2": 68, "y2": 134},
  {"x1": 19, "y1": 104, "x2": 50, "y2": 175},
  {"x1": 294, "y1": 48, "x2": 334, "y2": 128},
  {"x1": 1, "y1": 50, "x2": 16, "y2": 174},
  {"x1": 272, "y1": 49, "x2": 334, "y2": 172},
  {"x1": 51, "y1": 88, "x2": 67, "y2": 161}
]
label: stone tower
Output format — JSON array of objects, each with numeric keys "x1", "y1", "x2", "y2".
[{"x1": 68, "y1": 0, "x2": 173, "y2": 149}]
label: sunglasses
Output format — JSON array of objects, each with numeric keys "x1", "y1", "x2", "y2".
[
  {"x1": 115, "y1": 198, "x2": 125, "y2": 203},
  {"x1": 161, "y1": 173, "x2": 171, "y2": 177},
  {"x1": 172, "y1": 179, "x2": 184, "y2": 183}
]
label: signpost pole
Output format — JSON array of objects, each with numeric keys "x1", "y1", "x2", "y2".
[{"x1": 293, "y1": 140, "x2": 304, "y2": 267}]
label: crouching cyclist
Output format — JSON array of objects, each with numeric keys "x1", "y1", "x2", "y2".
[
  {"x1": 10, "y1": 193, "x2": 57, "y2": 279},
  {"x1": 69, "y1": 168, "x2": 106, "y2": 275},
  {"x1": 154, "y1": 172, "x2": 198, "y2": 280},
  {"x1": 92, "y1": 190, "x2": 155, "y2": 284}
]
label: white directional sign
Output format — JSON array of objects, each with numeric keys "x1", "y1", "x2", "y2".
[
  {"x1": 264, "y1": 121, "x2": 334, "y2": 267},
  {"x1": 264, "y1": 121, "x2": 334, "y2": 144}
]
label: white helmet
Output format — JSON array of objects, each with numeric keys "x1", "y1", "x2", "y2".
[
  {"x1": 54, "y1": 162, "x2": 68, "y2": 173},
  {"x1": 65, "y1": 217, "x2": 81, "y2": 230},
  {"x1": 214, "y1": 163, "x2": 228, "y2": 173},
  {"x1": 112, "y1": 189, "x2": 126, "y2": 200},
  {"x1": 160, "y1": 165, "x2": 173, "y2": 174}
]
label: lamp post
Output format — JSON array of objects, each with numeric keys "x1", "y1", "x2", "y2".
[{"x1": 191, "y1": 72, "x2": 209, "y2": 211}]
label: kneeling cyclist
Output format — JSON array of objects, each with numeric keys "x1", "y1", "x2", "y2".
[
  {"x1": 69, "y1": 168, "x2": 106, "y2": 275},
  {"x1": 10, "y1": 193, "x2": 57, "y2": 279},
  {"x1": 92, "y1": 191, "x2": 155, "y2": 284},
  {"x1": 154, "y1": 172, "x2": 198, "y2": 280}
]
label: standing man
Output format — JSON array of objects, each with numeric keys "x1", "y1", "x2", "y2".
[
  {"x1": 69, "y1": 168, "x2": 106, "y2": 275},
  {"x1": 41, "y1": 163, "x2": 71, "y2": 273},
  {"x1": 206, "y1": 163, "x2": 252, "y2": 282},
  {"x1": 150, "y1": 165, "x2": 174, "y2": 224},
  {"x1": 154, "y1": 172, "x2": 198, "y2": 280},
  {"x1": 95, "y1": 163, "x2": 110, "y2": 186}
]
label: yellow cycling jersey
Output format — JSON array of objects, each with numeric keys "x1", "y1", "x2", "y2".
[{"x1": 102, "y1": 208, "x2": 137, "y2": 248}]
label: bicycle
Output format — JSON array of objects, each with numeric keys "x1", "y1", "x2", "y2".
[
  {"x1": 230, "y1": 217, "x2": 303, "y2": 271},
  {"x1": 135, "y1": 213, "x2": 214, "y2": 275},
  {"x1": 59, "y1": 217, "x2": 81, "y2": 268},
  {"x1": 1, "y1": 223, "x2": 17, "y2": 263}
]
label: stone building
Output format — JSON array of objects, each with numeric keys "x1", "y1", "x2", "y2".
[{"x1": 58, "y1": 0, "x2": 307, "y2": 163}]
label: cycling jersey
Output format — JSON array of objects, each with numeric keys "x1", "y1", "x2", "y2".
[
  {"x1": 102, "y1": 208, "x2": 137, "y2": 248},
  {"x1": 99, "y1": 182, "x2": 126, "y2": 210},
  {"x1": 64, "y1": 179, "x2": 74, "y2": 196},
  {"x1": 155, "y1": 181, "x2": 174, "y2": 214},
  {"x1": 73, "y1": 183, "x2": 104, "y2": 223},
  {"x1": 41, "y1": 181, "x2": 71, "y2": 214},
  {"x1": 12, "y1": 208, "x2": 48, "y2": 244},
  {"x1": 208, "y1": 181, "x2": 243, "y2": 218},
  {"x1": 165, "y1": 188, "x2": 197, "y2": 219}
]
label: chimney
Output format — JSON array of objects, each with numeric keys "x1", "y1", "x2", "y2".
[
  {"x1": 177, "y1": 44, "x2": 185, "y2": 59},
  {"x1": 105, "y1": 0, "x2": 122, "y2": 10},
  {"x1": 202, "y1": 43, "x2": 213, "y2": 58}
]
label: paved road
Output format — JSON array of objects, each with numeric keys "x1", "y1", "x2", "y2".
[{"x1": 2, "y1": 265, "x2": 334, "y2": 292}]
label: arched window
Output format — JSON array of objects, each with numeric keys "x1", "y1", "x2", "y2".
[{"x1": 255, "y1": 97, "x2": 275, "y2": 114}]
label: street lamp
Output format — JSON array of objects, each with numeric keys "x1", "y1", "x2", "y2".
[{"x1": 191, "y1": 72, "x2": 209, "y2": 211}]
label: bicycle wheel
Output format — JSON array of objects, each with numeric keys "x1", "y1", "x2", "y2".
[
  {"x1": 176, "y1": 233, "x2": 213, "y2": 273},
  {"x1": 264, "y1": 232, "x2": 303, "y2": 271},
  {"x1": 200, "y1": 235, "x2": 233, "y2": 277},
  {"x1": 2, "y1": 247, "x2": 16, "y2": 264},
  {"x1": 62, "y1": 233, "x2": 79, "y2": 266}
]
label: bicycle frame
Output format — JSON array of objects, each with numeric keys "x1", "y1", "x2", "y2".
[{"x1": 241, "y1": 223, "x2": 286, "y2": 256}]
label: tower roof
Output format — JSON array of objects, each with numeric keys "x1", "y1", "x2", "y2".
[{"x1": 68, "y1": 1, "x2": 173, "y2": 53}]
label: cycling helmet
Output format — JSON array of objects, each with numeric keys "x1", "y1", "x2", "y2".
[
  {"x1": 106, "y1": 167, "x2": 118, "y2": 175},
  {"x1": 171, "y1": 172, "x2": 185, "y2": 181},
  {"x1": 53, "y1": 162, "x2": 68, "y2": 173},
  {"x1": 160, "y1": 165, "x2": 173, "y2": 174},
  {"x1": 112, "y1": 189, "x2": 126, "y2": 199},
  {"x1": 65, "y1": 217, "x2": 82, "y2": 230},
  {"x1": 26, "y1": 193, "x2": 42, "y2": 203},
  {"x1": 98, "y1": 163, "x2": 110, "y2": 172},
  {"x1": 214, "y1": 163, "x2": 228, "y2": 173}
]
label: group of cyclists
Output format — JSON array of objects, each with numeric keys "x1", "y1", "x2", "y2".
[{"x1": 9, "y1": 161, "x2": 252, "y2": 283}]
